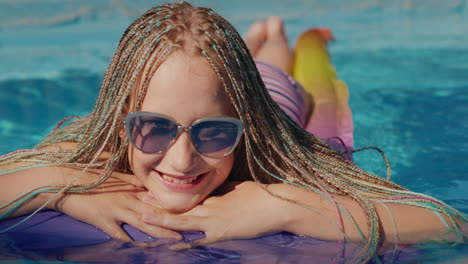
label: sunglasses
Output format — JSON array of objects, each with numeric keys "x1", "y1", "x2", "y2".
[{"x1": 124, "y1": 112, "x2": 244, "y2": 158}]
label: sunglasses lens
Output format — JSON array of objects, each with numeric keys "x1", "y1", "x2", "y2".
[
  {"x1": 191, "y1": 120, "x2": 241, "y2": 157},
  {"x1": 127, "y1": 115, "x2": 177, "y2": 153}
]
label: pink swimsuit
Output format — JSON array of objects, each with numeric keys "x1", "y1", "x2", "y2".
[{"x1": 257, "y1": 60, "x2": 353, "y2": 152}]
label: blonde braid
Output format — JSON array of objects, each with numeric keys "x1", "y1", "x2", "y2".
[{"x1": 1, "y1": 2, "x2": 465, "y2": 263}]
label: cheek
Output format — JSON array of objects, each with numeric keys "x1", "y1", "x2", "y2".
[
  {"x1": 127, "y1": 146, "x2": 159, "y2": 181},
  {"x1": 212, "y1": 154, "x2": 235, "y2": 183}
]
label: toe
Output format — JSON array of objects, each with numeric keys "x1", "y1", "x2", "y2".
[
  {"x1": 266, "y1": 16, "x2": 287, "y2": 41},
  {"x1": 243, "y1": 21, "x2": 267, "y2": 56}
]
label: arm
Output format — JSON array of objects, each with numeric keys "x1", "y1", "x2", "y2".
[
  {"x1": 270, "y1": 183, "x2": 462, "y2": 244},
  {"x1": 0, "y1": 163, "x2": 181, "y2": 240},
  {"x1": 0, "y1": 163, "x2": 62, "y2": 218},
  {"x1": 141, "y1": 181, "x2": 465, "y2": 245}
]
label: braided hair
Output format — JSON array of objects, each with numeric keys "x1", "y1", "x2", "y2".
[{"x1": 1, "y1": 2, "x2": 465, "y2": 262}]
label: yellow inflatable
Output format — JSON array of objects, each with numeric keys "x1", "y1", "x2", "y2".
[{"x1": 293, "y1": 28, "x2": 354, "y2": 150}]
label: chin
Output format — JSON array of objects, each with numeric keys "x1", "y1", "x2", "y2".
[
  {"x1": 163, "y1": 204, "x2": 196, "y2": 214},
  {"x1": 158, "y1": 197, "x2": 201, "y2": 214}
]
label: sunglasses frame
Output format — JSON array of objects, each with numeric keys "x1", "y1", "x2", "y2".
[{"x1": 123, "y1": 111, "x2": 244, "y2": 158}]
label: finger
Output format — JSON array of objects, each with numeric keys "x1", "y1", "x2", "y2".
[
  {"x1": 134, "y1": 191, "x2": 150, "y2": 203},
  {"x1": 146, "y1": 191, "x2": 155, "y2": 198},
  {"x1": 119, "y1": 200, "x2": 183, "y2": 240},
  {"x1": 189, "y1": 236, "x2": 220, "y2": 246},
  {"x1": 169, "y1": 242, "x2": 193, "y2": 251},
  {"x1": 141, "y1": 192, "x2": 158, "y2": 205},
  {"x1": 122, "y1": 210, "x2": 183, "y2": 240},
  {"x1": 142, "y1": 213, "x2": 204, "y2": 232},
  {"x1": 99, "y1": 220, "x2": 133, "y2": 242}
]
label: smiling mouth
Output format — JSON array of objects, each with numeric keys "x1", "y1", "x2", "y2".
[
  {"x1": 161, "y1": 174, "x2": 199, "y2": 184},
  {"x1": 156, "y1": 170, "x2": 208, "y2": 186}
]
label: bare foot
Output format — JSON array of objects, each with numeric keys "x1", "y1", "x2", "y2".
[
  {"x1": 253, "y1": 17, "x2": 293, "y2": 74},
  {"x1": 243, "y1": 21, "x2": 267, "y2": 57}
]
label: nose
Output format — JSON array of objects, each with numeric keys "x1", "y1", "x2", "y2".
[{"x1": 162, "y1": 131, "x2": 199, "y2": 173}]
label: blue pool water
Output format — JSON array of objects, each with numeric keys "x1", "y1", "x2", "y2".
[{"x1": 1, "y1": 0, "x2": 467, "y2": 263}]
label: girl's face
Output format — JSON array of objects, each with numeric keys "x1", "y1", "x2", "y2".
[{"x1": 127, "y1": 51, "x2": 235, "y2": 213}]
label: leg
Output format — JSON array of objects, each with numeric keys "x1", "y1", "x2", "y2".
[
  {"x1": 243, "y1": 17, "x2": 312, "y2": 127},
  {"x1": 243, "y1": 21, "x2": 266, "y2": 57},
  {"x1": 244, "y1": 17, "x2": 293, "y2": 75}
]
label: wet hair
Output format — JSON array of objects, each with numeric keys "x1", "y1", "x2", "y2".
[{"x1": 1, "y1": 2, "x2": 465, "y2": 262}]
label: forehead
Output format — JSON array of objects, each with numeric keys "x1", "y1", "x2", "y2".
[
  {"x1": 155, "y1": 50, "x2": 219, "y2": 91},
  {"x1": 140, "y1": 50, "x2": 233, "y2": 122}
]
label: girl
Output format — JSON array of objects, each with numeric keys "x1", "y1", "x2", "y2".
[{"x1": 0, "y1": 2, "x2": 466, "y2": 263}]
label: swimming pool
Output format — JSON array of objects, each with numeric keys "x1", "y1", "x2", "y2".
[{"x1": 1, "y1": 0, "x2": 467, "y2": 263}]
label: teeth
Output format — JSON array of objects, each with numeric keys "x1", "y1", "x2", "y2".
[{"x1": 162, "y1": 174, "x2": 199, "y2": 184}]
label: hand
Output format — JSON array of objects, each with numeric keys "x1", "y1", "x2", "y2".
[
  {"x1": 141, "y1": 181, "x2": 291, "y2": 245},
  {"x1": 51, "y1": 170, "x2": 182, "y2": 242}
]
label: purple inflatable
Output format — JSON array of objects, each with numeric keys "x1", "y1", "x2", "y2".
[{"x1": 0, "y1": 211, "x2": 424, "y2": 263}]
